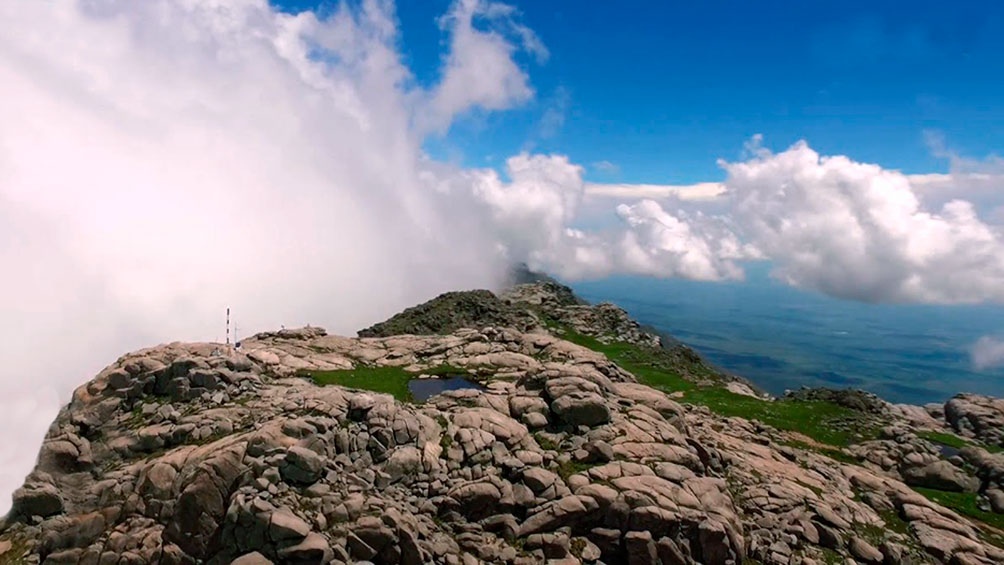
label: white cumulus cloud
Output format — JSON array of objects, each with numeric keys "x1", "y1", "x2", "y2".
[
  {"x1": 585, "y1": 182, "x2": 727, "y2": 202},
  {"x1": 721, "y1": 140, "x2": 1004, "y2": 304},
  {"x1": 971, "y1": 336, "x2": 1004, "y2": 371},
  {"x1": 420, "y1": 0, "x2": 546, "y2": 134}
]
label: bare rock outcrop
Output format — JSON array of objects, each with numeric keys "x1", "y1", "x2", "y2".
[
  {"x1": 2, "y1": 284, "x2": 1003, "y2": 564},
  {"x1": 945, "y1": 394, "x2": 1004, "y2": 448}
]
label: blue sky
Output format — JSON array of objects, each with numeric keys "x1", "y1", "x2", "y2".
[{"x1": 278, "y1": 0, "x2": 1004, "y2": 182}]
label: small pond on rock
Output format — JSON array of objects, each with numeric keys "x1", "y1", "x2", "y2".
[
  {"x1": 932, "y1": 441, "x2": 961, "y2": 458},
  {"x1": 408, "y1": 376, "x2": 484, "y2": 402}
]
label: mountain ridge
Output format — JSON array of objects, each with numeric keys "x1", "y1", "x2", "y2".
[{"x1": 2, "y1": 281, "x2": 1004, "y2": 565}]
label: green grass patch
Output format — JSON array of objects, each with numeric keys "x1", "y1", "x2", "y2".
[
  {"x1": 917, "y1": 430, "x2": 970, "y2": 449},
  {"x1": 782, "y1": 439, "x2": 859, "y2": 465},
  {"x1": 439, "y1": 433, "x2": 453, "y2": 450},
  {"x1": 555, "y1": 325, "x2": 880, "y2": 447},
  {"x1": 818, "y1": 547, "x2": 843, "y2": 565},
  {"x1": 877, "y1": 509, "x2": 912, "y2": 537},
  {"x1": 913, "y1": 488, "x2": 1004, "y2": 534},
  {"x1": 556, "y1": 459, "x2": 596, "y2": 481},
  {"x1": 569, "y1": 537, "x2": 587, "y2": 559},
  {"x1": 533, "y1": 432, "x2": 560, "y2": 451},
  {"x1": 305, "y1": 364, "x2": 472, "y2": 403},
  {"x1": 917, "y1": 430, "x2": 1003, "y2": 454},
  {"x1": 688, "y1": 392, "x2": 879, "y2": 446}
]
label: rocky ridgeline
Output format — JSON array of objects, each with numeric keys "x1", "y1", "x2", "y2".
[
  {"x1": 1, "y1": 283, "x2": 1003, "y2": 565},
  {"x1": 499, "y1": 284, "x2": 660, "y2": 350},
  {"x1": 359, "y1": 281, "x2": 657, "y2": 350},
  {"x1": 362, "y1": 281, "x2": 715, "y2": 387}
]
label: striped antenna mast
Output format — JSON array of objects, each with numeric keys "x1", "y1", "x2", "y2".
[{"x1": 226, "y1": 307, "x2": 231, "y2": 348}]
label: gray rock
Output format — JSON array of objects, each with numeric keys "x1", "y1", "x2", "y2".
[
  {"x1": 523, "y1": 412, "x2": 549, "y2": 429},
  {"x1": 518, "y1": 495, "x2": 599, "y2": 536},
  {"x1": 38, "y1": 440, "x2": 86, "y2": 473},
  {"x1": 551, "y1": 393, "x2": 611, "y2": 427},
  {"x1": 12, "y1": 481, "x2": 63, "y2": 518},
  {"x1": 449, "y1": 482, "x2": 502, "y2": 521},
  {"x1": 902, "y1": 460, "x2": 978, "y2": 492},
  {"x1": 165, "y1": 444, "x2": 245, "y2": 557},
  {"x1": 230, "y1": 552, "x2": 273, "y2": 565},
  {"x1": 354, "y1": 516, "x2": 397, "y2": 556},
  {"x1": 849, "y1": 536, "x2": 883, "y2": 564},
  {"x1": 624, "y1": 530, "x2": 657, "y2": 565},
  {"x1": 347, "y1": 532, "x2": 377, "y2": 561},
  {"x1": 138, "y1": 462, "x2": 178, "y2": 500},
  {"x1": 945, "y1": 394, "x2": 1004, "y2": 447},
  {"x1": 987, "y1": 488, "x2": 1004, "y2": 513},
  {"x1": 698, "y1": 519, "x2": 736, "y2": 565},
  {"x1": 281, "y1": 446, "x2": 325, "y2": 485},
  {"x1": 384, "y1": 446, "x2": 422, "y2": 482},
  {"x1": 8, "y1": 287, "x2": 1004, "y2": 565},
  {"x1": 277, "y1": 532, "x2": 333, "y2": 563},
  {"x1": 522, "y1": 467, "x2": 560, "y2": 494},
  {"x1": 583, "y1": 440, "x2": 614, "y2": 463},
  {"x1": 269, "y1": 508, "x2": 311, "y2": 542}
]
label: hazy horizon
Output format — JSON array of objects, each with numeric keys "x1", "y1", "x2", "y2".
[{"x1": 573, "y1": 269, "x2": 1004, "y2": 406}]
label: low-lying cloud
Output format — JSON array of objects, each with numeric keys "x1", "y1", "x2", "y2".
[
  {"x1": 0, "y1": 0, "x2": 571, "y2": 513},
  {"x1": 2, "y1": 0, "x2": 1004, "y2": 514},
  {"x1": 723, "y1": 140, "x2": 1004, "y2": 304},
  {"x1": 971, "y1": 336, "x2": 1004, "y2": 371}
]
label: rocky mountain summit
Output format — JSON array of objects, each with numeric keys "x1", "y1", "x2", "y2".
[{"x1": 2, "y1": 282, "x2": 1004, "y2": 565}]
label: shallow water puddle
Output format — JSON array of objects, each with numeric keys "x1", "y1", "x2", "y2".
[{"x1": 408, "y1": 376, "x2": 484, "y2": 401}]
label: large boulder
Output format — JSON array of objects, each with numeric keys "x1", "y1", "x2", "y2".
[
  {"x1": 11, "y1": 481, "x2": 63, "y2": 519},
  {"x1": 902, "y1": 460, "x2": 978, "y2": 492},
  {"x1": 550, "y1": 393, "x2": 611, "y2": 427},
  {"x1": 279, "y1": 446, "x2": 325, "y2": 485},
  {"x1": 945, "y1": 394, "x2": 1004, "y2": 448},
  {"x1": 164, "y1": 443, "x2": 246, "y2": 557}
]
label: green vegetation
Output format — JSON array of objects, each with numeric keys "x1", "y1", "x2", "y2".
[
  {"x1": 439, "y1": 433, "x2": 454, "y2": 450},
  {"x1": 876, "y1": 509, "x2": 912, "y2": 537},
  {"x1": 357, "y1": 289, "x2": 536, "y2": 337},
  {"x1": 305, "y1": 364, "x2": 471, "y2": 403},
  {"x1": 556, "y1": 459, "x2": 595, "y2": 481},
  {"x1": 913, "y1": 488, "x2": 1004, "y2": 533},
  {"x1": 569, "y1": 537, "x2": 587, "y2": 559},
  {"x1": 917, "y1": 430, "x2": 1003, "y2": 454},
  {"x1": 783, "y1": 439, "x2": 859, "y2": 464},
  {"x1": 918, "y1": 430, "x2": 971, "y2": 449},
  {"x1": 309, "y1": 365, "x2": 414, "y2": 401},
  {"x1": 533, "y1": 432, "x2": 560, "y2": 451},
  {"x1": 687, "y1": 392, "x2": 879, "y2": 446},
  {"x1": 555, "y1": 325, "x2": 881, "y2": 447},
  {"x1": 0, "y1": 536, "x2": 30, "y2": 565},
  {"x1": 818, "y1": 547, "x2": 844, "y2": 565}
]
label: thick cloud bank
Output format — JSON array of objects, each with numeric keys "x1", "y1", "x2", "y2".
[
  {"x1": 722, "y1": 141, "x2": 1004, "y2": 304},
  {"x1": 0, "y1": 0, "x2": 590, "y2": 513}
]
